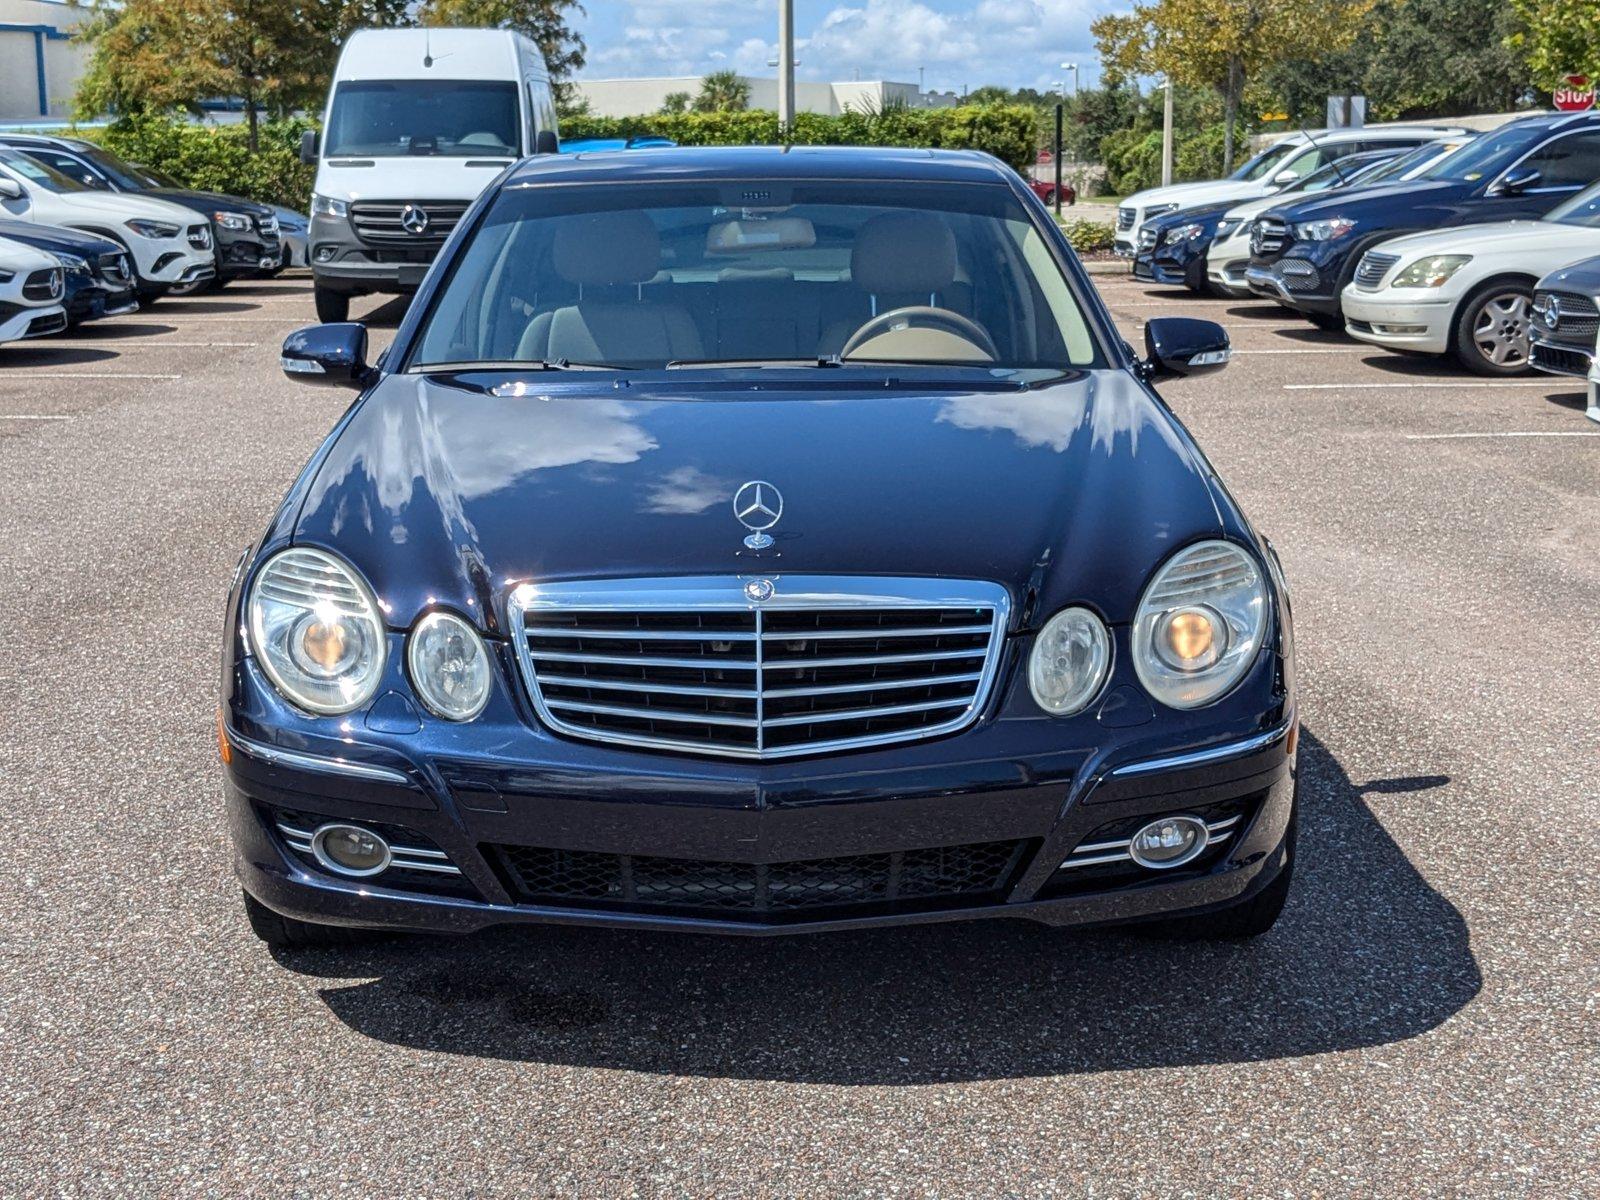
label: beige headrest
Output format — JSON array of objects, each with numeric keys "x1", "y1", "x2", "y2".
[
  {"x1": 851, "y1": 211, "x2": 957, "y2": 295},
  {"x1": 553, "y1": 211, "x2": 661, "y2": 286}
]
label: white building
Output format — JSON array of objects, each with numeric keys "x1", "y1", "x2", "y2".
[
  {"x1": 572, "y1": 75, "x2": 959, "y2": 118},
  {"x1": 0, "y1": 0, "x2": 90, "y2": 122}
]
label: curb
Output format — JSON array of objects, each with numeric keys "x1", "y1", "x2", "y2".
[{"x1": 1081, "y1": 260, "x2": 1131, "y2": 277}]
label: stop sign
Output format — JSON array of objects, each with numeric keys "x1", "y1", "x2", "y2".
[{"x1": 1553, "y1": 74, "x2": 1596, "y2": 112}]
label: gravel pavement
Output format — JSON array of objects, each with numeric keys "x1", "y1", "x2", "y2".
[{"x1": 1, "y1": 272, "x2": 1595, "y2": 1197}]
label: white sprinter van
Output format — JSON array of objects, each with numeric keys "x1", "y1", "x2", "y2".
[{"x1": 301, "y1": 27, "x2": 559, "y2": 322}]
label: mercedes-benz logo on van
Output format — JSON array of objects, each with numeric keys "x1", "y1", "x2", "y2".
[
  {"x1": 733, "y1": 480, "x2": 782, "y2": 550},
  {"x1": 401, "y1": 204, "x2": 431, "y2": 235}
]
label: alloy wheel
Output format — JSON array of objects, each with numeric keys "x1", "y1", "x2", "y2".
[{"x1": 1471, "y1": 293, "x2": 1530, "y2": 368}]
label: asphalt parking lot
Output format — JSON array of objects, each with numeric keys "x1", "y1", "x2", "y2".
[{"x1": 2, "y1": 270, "x2": 1597, "y2": 1196}]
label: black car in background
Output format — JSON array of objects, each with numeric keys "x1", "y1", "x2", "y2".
[
  {"x1": 0, "y1": 219, "x2": 138, "y2": 325},
  {"x1": 1135, "y1": 150, "x2": 1407, "y2": 294},
  {"x1": 1246, "y1": 112, "x2": 1600, "y2": 327},
  {"x1": 0, "y1": 133, "x2": 283, "y2": 291}
]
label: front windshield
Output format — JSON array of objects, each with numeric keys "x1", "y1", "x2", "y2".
[
  {"x1": 1544, "y1": 181, "x2": 1600, "y2": 226},
  {"x1": 136, "y1": 165, "x2": 184, "y2": 188},
  {"x1": 76, "y1": 146, "x2": 147, "y2": 190},
  {"x1": 411, "y1": 180, "x2": 1101, "y2": 373},
  {"x1": 1419, "y1": 126, "x2": 1540, "y2": 182},
  {"x1": 325, "y1": 80, "x2": 520, "y2": 157},
  {"x1": 1230, "y1": 142, "x2": 1297, "y2": 182},
  {"x1": 0, "y1": 148, "x2": 87, "y2": 193}
]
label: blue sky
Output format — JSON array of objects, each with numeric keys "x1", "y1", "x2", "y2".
[{"x1": 574, "y1": 0, "x2": 1121, "y2": 94}]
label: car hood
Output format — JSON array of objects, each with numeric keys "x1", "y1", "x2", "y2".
[
  {"x1": 51, "y1": 189, "x2": 201, "y2": 226},
  {"x1": 289, "y1": 369, "x2": 1230, "y2": 633},
  {"x1": 0, "y1": 235, "x2": 57, "y2": 273},
  {"x1": 1372, "y1": 219, "x2": 1600, "y2": 258},
  {"x1": 143, "y1": 187, "x2": 271, "y2": 217},
  {"x1": 1125, "y1": 181, "x2": 1267, "y2": 212},
  {"x1": 313, "y1": 156, "x2": 513, "y2": 204},
  {"x1": 1538, "y1": 254, "x2": 1600, "y2": 292},
  {"x1": 0, "y1": 218, "x2": 119, "y2": 256},
  {"x1": 1264, "y1": 178, "x2": 1467, "y2": 222}
]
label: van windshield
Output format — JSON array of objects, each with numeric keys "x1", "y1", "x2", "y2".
[
  {"x1": 325, "y1": 80, "x2": 520, "y2": 157},
  {"x1": 410, "y1": 180, "x2": 1102, "y2": 375}
]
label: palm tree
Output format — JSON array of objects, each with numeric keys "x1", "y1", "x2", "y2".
[{"x1": 693, "y1": 71, "x2": 751, "y2": 113}]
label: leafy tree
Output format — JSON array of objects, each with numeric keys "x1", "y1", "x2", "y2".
[
  {"x1": 74, "y1": 0, "x2": 408, "y2": 152},
  {"x1": 417, "y1": 0, "x2": 586, "y2": 83},
  {"x1": 660, "y1": 91, "x2": 692, "y2": 115},
  {"x1": 1094, "y1": 0, "x2": 1374, "y2": 172},
  {"x1": 693, "y1": 70, "x2": 752, "y2": 114},
  {"x1": 1506, "y1": 0, "x2": 1600, "y2": 90}
]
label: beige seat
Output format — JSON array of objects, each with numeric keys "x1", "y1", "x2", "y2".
[
  {"x1": 818, "y1": 211, "x2": 969, "y2": 357},
  {"x1": 518, "y1": 212, "x2": 704, "y2": 363}
]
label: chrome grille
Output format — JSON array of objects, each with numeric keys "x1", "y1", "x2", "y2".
[
  {"x1": 510, "y1": 576, "x2": 1010, "y2": 760},
  {"x1": 186, "y1": 224, "x2": 211, "y2": 250},
  {"x1": 350, "y1": 200, "x2": 470, "y2": 245},
  {"x1": 1354, "y1": 251, "x2": 1400, "y2": 290},
  {"x1": 21, "y1": 267, "x2": 62, "y2": 302},
  {"x1": 1116, "y1": 206, "x2": 1135, "y2": 231},
  {"x1": 1137, "y1": 226, "x2": 1159, "y2": 251},
  {"x1": 1251, "y1": 217, "x2": 1287, "y2": 257},
  {"x1": 97, "y1": 252, "x2": 131, "y2": 286},
  {"x1": 1532, "y1": 289, "x2": 1600, "y2": 347}
]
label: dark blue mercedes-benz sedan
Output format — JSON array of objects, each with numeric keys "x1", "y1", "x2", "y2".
[{"x1": 223, "y1": 146, "x2": 1297, "y2": 948}]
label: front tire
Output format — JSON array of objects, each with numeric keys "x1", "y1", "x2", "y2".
[
  {"x1": 1453, "y1": 283, "x2": 1532, "y2": 376},
  {"x1": 314, "y1": 286, "x2": 351, "y2": 323},
  {"x1": 242, "y1": 890, "x2": 372, "y2": 948},
  {"x1": 1306, "y1": 311, "x2": 1344, "y2": 332}
]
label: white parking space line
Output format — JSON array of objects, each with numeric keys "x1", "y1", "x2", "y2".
[
  {"x1": 40, "y1": 340, "x2": 257, "y2": 349},
  {"x1": 1401, "y1": 438, "x2": 1600, "y2": 448},
  {"x1": 0, "y1": 371, "x2": 181, "y2": 380},
  {"x1": 0, "y1": 413, "x2": 72, "y2": 421},
  {"x1": 1284, "y1": 381, "x2": 1559, "y2": 391},
  {"x1": 1233, "y1": 348, "x2": 1366, "y2": 355}
]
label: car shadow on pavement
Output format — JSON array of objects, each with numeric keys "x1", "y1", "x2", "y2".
[
  {"x1": 287, "y1": 729, "x2": 1480, "y2": 1083},
  {"x1": 61, "y1": 321, "x2": 178, "y2": 340},
  {"x1": 0, "y1": 346, "x2": 120, "y2": 367}
]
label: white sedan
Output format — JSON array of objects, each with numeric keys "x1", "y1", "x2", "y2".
[
  {"x1": 0, "y1": 235, "x2": 67, "y2": 345},
  {"x1": 1340, "y1": 182, "x2": 1600, "y2": 374}
]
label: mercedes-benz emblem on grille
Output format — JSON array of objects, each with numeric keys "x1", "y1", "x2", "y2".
[
  {"x1": 1249, "y1": 225, "x2": 1264, "y2": 256},
  {"x1": 401, "y1": 204, "x2": 431, "y2": 235},
  {"x1": 1540, "y1": 294, "x2": 1561, "y2": 330},
  {"x1": 733, "y1": 480, "x2": 782, "y2": 550},
  {"x1": 743, "y1": 578, "x2": 775, "y2": 603}
]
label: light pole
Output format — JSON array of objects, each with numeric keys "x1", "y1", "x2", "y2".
[
  {"x1": 1160, "y1": 76, "x2": 1174, "y2": 187},
  {"x1": 777, "y1": 0, "x2": 795, "y2": 133}
]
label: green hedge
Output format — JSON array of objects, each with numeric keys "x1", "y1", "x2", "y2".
[
  {"x1": 82, "y1": 114, "x2": 316, "y2": 210},
  {"x1": 1057, "y1": 217, "x2": 1115, "y2": 254},
  {"x1": 79, "y1": 104, "x2": 1035, "y2": 212},
  {"x1": 562, "y1": 105, "x2": 1039, "y2": 171}
]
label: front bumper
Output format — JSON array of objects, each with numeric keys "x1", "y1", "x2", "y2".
[
  {"x1": 309, "y1": 212, "x2": 436, "y2": 295},
  {"x1": 216, "y1": 229, "x2": 284, "y2": 279},
  {"x1": 0, "y1": 302, "x2": 67, "y2": 341},
  {"x1": 1133, "y1": 245, "x2": 1206, "y2": 289},
  {"x1": 1340, "y1": 288, "x2": 1455, "y2": 355}
]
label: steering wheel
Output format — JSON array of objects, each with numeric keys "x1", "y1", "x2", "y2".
[{"x1": 839, "y1": 306, "x2": 999, "y2": 361}]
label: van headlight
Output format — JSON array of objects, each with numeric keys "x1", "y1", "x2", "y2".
[
  {"x1": 1133, "y1": 541, "x2": 1267, "y2": 709},
  {"x1": 310, "y1": 193, "x2": 348, "y2": 219},
  {"x1": 246, "y1": 547, "x2": 387, "y2": 714},
  {"x1": 407, "y1": 611, "x2": 492, "y2": 721},
  {"x1": 1028, "y1": 606, "x2": 1112, "y2": 716}
]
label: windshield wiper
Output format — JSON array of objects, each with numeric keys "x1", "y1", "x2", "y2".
[
  {"x1": 411, "y1": 359, "x2": 627, "y2": 373},
  {"x1": 665, "y1": 357, "x2": 845, "y2": 369}
]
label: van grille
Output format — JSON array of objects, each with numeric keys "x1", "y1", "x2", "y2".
[
  {"x1": 509, "y1": 576, "x2": 1010, "y2": 760},
  {"x1": 350, "y1": 200, "x2": 470, "y2": 246}
]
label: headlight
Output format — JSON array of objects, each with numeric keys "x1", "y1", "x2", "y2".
[
  {"x1": 213, "y1": 211, "x2": 252, "y2": 232},
  {"x1": 407, "y1": 610, "x2": 492, "y2": 721},
  {"x1": 1028, "y1": 606, "x2": 1111, "y2": 716},
  {"x1": 1133, "y1": 541, "x2": 1267, "y2": 709},
  {"x1": 246, "y1": 547, "x2": 387, "y2": 715},
  {"x1": 1391, "y1": 255, "x2": 1471, "y2": 288},
  {"x1": 1167, "y1": 222, "x2": 1207, "y2": 242},
  {"x1": 311, "y1": 193, "x2": 349, "y2": 219},
  {"x1": 125, "y1": 218, "x2": 181, "y2": 239},
  {"x1": 1292, "y1": 217, "x2": 1356, "y2": 241},
  {"x1": 1215, "y1": 218, "x2": 1241, "y2": 240}
]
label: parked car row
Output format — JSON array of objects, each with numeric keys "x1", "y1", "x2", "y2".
[
  {"x1": 1124, "y1": 111, "x2": 1600, "y2": 421},
  {"x1": 0, "y1": 138, "x2": 309, "y2": 350}
]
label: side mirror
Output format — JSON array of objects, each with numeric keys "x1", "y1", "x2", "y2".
[
  {"x1": 281, "y1": 323, "x2": 374, "y2": 390},
  {"x1": 1271, "y1": 168, "x2": 1299, "y2": 186},
  {"x1": 0, "y1": 177, "x2": 21, "y2": 199},
  {"x1": 1493, "y1": 164, "x2": 1540, "y2": 196},
  {"x1": 300, "y1": 129, "x2": 319, "y2": 165},
  {"x1": 1141, "y1": 317, "x2": 1231, "y2": 379},
  {"x1": 535, "y1": 128, "x2": 559, "y2": 155}
]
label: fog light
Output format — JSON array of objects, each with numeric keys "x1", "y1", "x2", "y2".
[
  {"x1": 1374, "y1": 323, "x2": 1429, "y2": 336},
  {"x1": 1129, "y1": 814, "x2": 1210, "y2": 870},
  {"x1": 314, "y1": 246, "x2": 335, "y2": 263},
  {"x1": 311, "y1": 822, "x2": 391, "y2": 877}
]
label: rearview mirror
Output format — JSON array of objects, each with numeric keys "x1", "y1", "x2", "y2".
[
  {"x1": 535, "y1": 129, "x2": 559, "y2": 155},
  {"x1": 1493, "y1": 164, "x2": 1540, "y2": 196},
  {"x1": 281, "y1": 323, "x2": 374, "y2": 390},
  {"x1": 0, "y1": 177, "x2": 21, "y2": 200},
  {"x1": 299, "y1": 129, "x2": 319, "y2": 165},
  {"x1": 1141, "y1": 317, "x2": 1231, "y2": 379}
]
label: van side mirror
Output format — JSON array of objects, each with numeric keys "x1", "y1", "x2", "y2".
[
  {"x1": 535, "y1": 129, "x2": 559, "y2": 155},
  {"x1": 300, "y1": 130, "x2": 319, "y2": 165},
  {"x1": 1493, "y1": 165, "x2": 1540, "y2": 196},
  {"x1": 1140, "y1": 317, "x2": 1231, "y2": 380},
  {"x1": 281, "y1": 323, "x2": 374, "y2": 390},
  {"x1": 0, "y1": 177, "x2": 20, "y2": 199}
]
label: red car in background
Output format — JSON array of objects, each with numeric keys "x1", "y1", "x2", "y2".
[{"x1": 1029, "y1": 177, "x2": 1076, "y2": 207}]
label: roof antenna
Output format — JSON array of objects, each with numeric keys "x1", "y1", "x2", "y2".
[{"x1": 423, "y1": 28, "x2": 434, "y2": 69}]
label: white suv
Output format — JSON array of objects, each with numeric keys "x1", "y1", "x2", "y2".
[
  {"x1": 1115, "y1": 126, "x2": 1465, "y2": 256},
  {"x1": 0, "y1": 235, "x2": 67, "y2": 345},
  {"x1": 0, "y1": 148, "x2": 214, "y2": 300}
]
